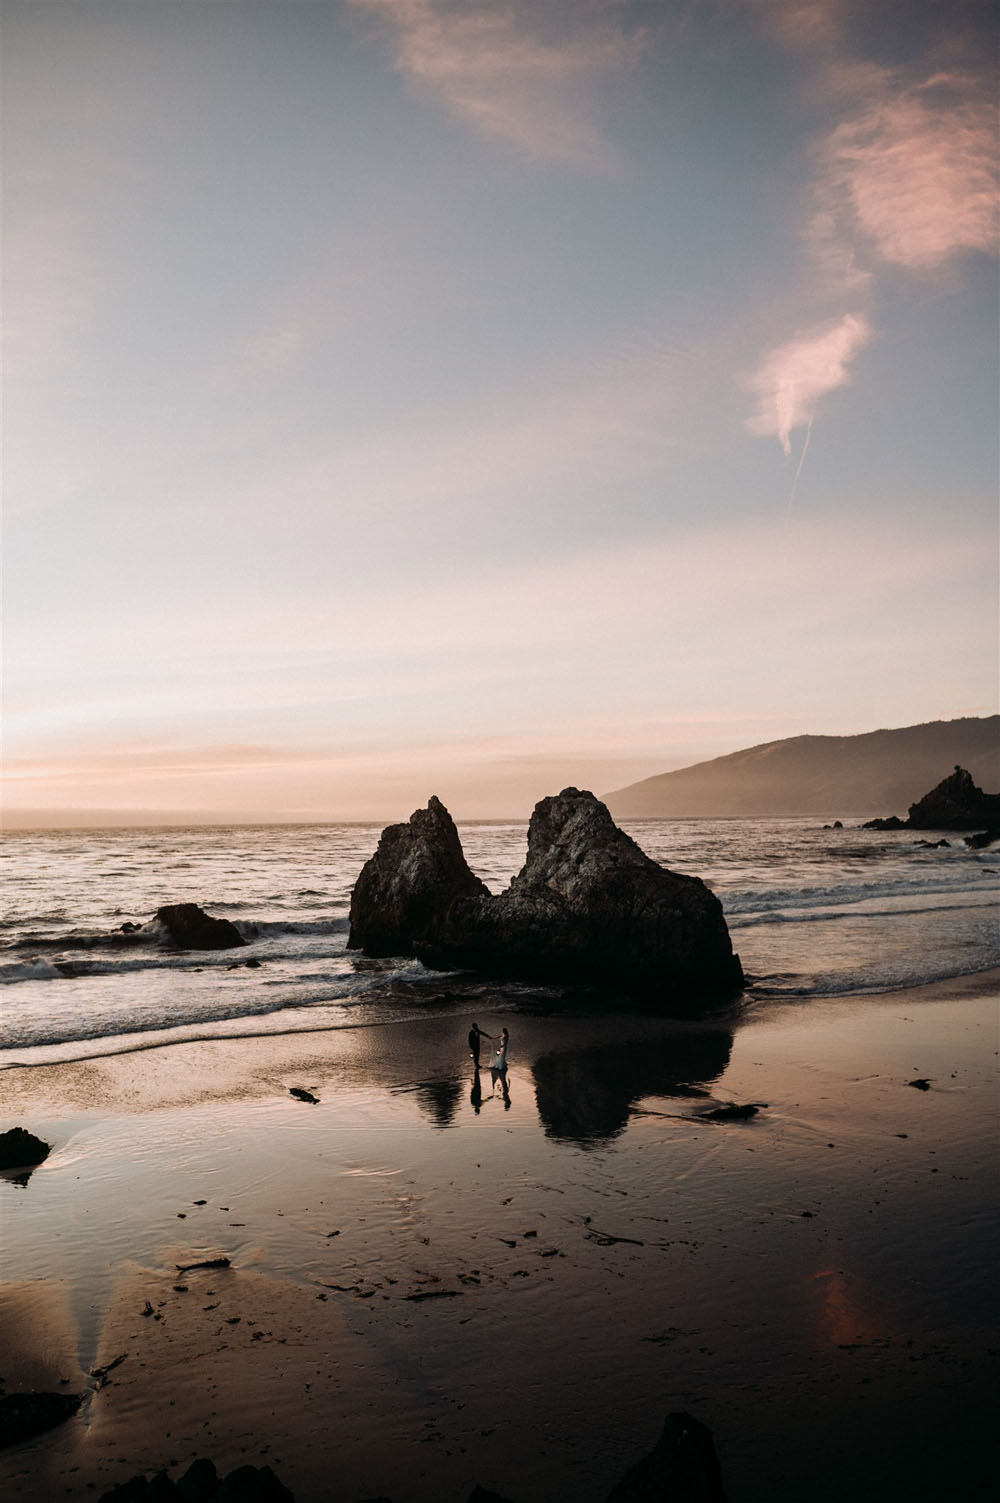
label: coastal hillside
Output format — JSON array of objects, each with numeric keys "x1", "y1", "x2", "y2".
[{"x1": 604, "y1": 716, "x2": 1000, "y2": 819}]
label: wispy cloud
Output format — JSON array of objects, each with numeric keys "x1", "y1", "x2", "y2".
[
  {"x1": 745, "y1": 313, "x2": 872, "y2": 455},
  {"x1": 823, "y1": 72, "x2": 998, "y2": 270},
  {"x1": 744, "y1": 5, "x2": 996, "y2": 457},
  {"x1": 347, "y1": 0, "x2": 643, "y2": 166}
]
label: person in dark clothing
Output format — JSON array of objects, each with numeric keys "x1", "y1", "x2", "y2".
[{"x1": 468, "y1": 1022, "x2": 492, "y2": 1066}]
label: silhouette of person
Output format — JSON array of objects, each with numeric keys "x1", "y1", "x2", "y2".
[
  {"x1": 468, "y1": 1022, "x2": 491, "y2": 1067},
  {"x1": 492, "y1": 1027, "x2": 509, "y2": 1071},
  {"x1": 490, "y1": 1027, "x2": 510, "y2": 1095}
]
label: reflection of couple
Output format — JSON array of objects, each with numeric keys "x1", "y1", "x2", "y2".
[{"x1": 468, "y1": 1024, "x2": 510, "y2": 1110}]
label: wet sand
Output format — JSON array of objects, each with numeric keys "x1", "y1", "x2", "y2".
[{"x1": 1, "y1": 970, "x2": 998, "y2": 1501}]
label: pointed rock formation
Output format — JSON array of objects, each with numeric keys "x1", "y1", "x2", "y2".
[
  {"x1": 349, "y1": 789, "x2": 742, "y2": 1005},
  {"x1": 347, "y1": 794, "x2": 490, "y2": 957},
  {"x1": 863, "y1": 766, "x2": 1000, "y2": 833},
  {"x1": 906, "y1": 766, "x2": 1000, "y2": 830}
]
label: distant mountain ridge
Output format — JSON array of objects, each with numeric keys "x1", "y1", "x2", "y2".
[{"x1": 604, "y1": 717, "x2": 1000, "y2": 819}]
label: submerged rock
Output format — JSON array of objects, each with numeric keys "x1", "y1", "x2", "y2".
[
  {"x1": 350, "y1": 789, "x2": 742, "y2": 1004},
  {"x1": 0, "y1": 1127, "x2": 51, "y2": 1171},
  {"x1": 0, "y1": 1391, "x2": 82, "y2": 1450},
  {"x1": 153, "y1": 903, "x2": 245, "y2": 951},
  {"x1": 606, "y1": 1410, "x2": 728, "y2": 1502},
  {"x1": 699, "y1": 1102, "x2": 759, "y2": 1122},
  {"x1": 861, "y1": 814, "x2": 906, "y2": 830},
  {"x1": 964, "y1": 828, "x2": 999, "y2": 849}
]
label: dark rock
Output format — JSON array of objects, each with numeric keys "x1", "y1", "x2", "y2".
[
  {"x1": 99, "y1": 1462, "x2": 294, "y2": 1503},
  {"x1": 154, "y1": 903, "x2": 245, "y2": 951},
  {"x1": 99, "y1": 1477, "x2": 156, "y2": 1502},
  {"x1": 289, "y1": 1087, "x2": 319, "y2": 1104},
  {"x1": 699, "y1": 1103, "x2": 759, "y2": 1122},
  {"x1": 863, "y1": 767, "x2": 1000, "y2": 833},
  {"x1": 964, "y1": 828, "x2": 1000, "y2": 849},
  {"x1": 174, "y1": 1256, "x2": 231, "y2": 1274},
  {"x1": 351, "y1": 790, "x2": 742, "y2": 1004},
  {"x1": 913, "y1": 838, "x2": 950, "y2": 847},
  {"x1": 99, "y1": 1473, "x2": 177, "y2": 1502},
  {"x1": 216, "y1": 1463, "x2": 295, "y2": 1501},
  {"x1": 0, "y1": 1127, "x2": 51, "y2": 1171},
  {"x1": 907, "y1": 767, "x2": 1000, "y2": 830},
  {"x1": 907, "y1": 1078, "x2": 931, "y2": 1090},
  {"x1": 0, "y1": 1390, "x2": 83, "y2": 1449},
  {"x1": 348, "y1": 795, "x2": 490, "y2": 956},
  {"x1": 176, "y1": 1459, "x2": 218, "y2": 1501},
  {"x1": 606, "y1": 1410, "x2": 727, "y2": 1502}
]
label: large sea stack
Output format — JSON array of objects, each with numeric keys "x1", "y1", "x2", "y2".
[
  {"x1": 864, "y1": 766, "x2": 1000, "y2": 833},
  {"x1": 906, "y1": 766, "x2": 1000, "y2": 830},
  {"x1": 349, "y1": 788, "x2": 742, "y2": 1005}
]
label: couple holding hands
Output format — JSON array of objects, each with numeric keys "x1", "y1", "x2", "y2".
[{"x1": 468, "y1": 1022, "x2": 508, "y2": 1077}]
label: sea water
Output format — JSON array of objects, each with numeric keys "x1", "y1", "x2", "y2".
[{"x1": 1, "y1": 817, "x2": 997, "y2": 1066}]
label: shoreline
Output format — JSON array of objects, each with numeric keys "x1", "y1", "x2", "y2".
[
  {"x1": 2, "y1": 960, "x2": 998, "y2": 1085},
  {"x1": 1, "y1": 967, "x2": 998, "y2": 1501}
]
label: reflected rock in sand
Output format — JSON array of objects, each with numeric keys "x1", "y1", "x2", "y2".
[
  {"x1": 533, "y1": 1030, "x2": 732, "y2": 1146},
  {"x1": 414, "y1": 1076, "x2": 464, "y2": 1129}
]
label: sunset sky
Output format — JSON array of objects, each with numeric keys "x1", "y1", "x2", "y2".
[{"x1": 3, "y1": 0, "x2": 997, "y2": 823}]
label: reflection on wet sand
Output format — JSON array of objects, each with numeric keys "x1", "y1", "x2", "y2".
[
  {"x1": 532, "y1": 1030, "x2": 733, "y2": 1145},
  {"x1": 413, "y1": 1076, "x2": 464, "y2": 1128}
]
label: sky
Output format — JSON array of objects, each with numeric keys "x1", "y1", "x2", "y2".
[{"x1": 2, "y1": 0, "x2": 997, "y2": 824}]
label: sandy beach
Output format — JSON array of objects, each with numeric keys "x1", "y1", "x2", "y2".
[{"x1": 1, "y1": 969, "x2": 998, "y2": 1502}]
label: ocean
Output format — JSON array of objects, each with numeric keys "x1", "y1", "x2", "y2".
[{"x1": 2, "y1": 815, "x2": 998, "y2": 1066}]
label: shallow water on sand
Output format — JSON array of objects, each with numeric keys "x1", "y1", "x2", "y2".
[{"x1": 1, "y1": 975, "x2": 997, "y2": 1502}]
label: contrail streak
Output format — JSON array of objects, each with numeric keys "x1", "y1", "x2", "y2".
[{"x1": 786, "y1": 419, "x2": 813, "y2": 519}]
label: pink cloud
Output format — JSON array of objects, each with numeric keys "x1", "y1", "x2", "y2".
[
  {"x1": 824, "y1": 73, "x2": 998, "y2": 269},
  {"x1": 347, "y1": 0, "x2": 643, "y2": 166},
  {"x1": 746, "y1": 312, "x2": 872, "y2": 455}
]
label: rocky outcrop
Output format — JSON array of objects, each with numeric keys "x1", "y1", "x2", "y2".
[
  {"x1": 862, "y1": 767, "x2": 1000, "y2": 834},
  {"x1": 606, "y1": 1410, "x2": 728, "y2": 1502},
  {"x1": 348, "y1": 795, "x2": 490, "y2": 956},
  {"x1": 907, "y1": 766, "x2": 1000, "y2": 830},
  {"x1": 152, "y1": 903, "x2": 245, "y2": 950},
  {"x1": 97, "y1": 1459, "x2": 293, "y2": 1501},
  {"x1": 0, "y1": 1127, "x2": 51, "y2": 1171},
  {"x1": 964, "y1": 828, "x2": 999, "y2": 849},
  {"x1": 349, "y1": 789, "x2": 742, "y2": 1004}
]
